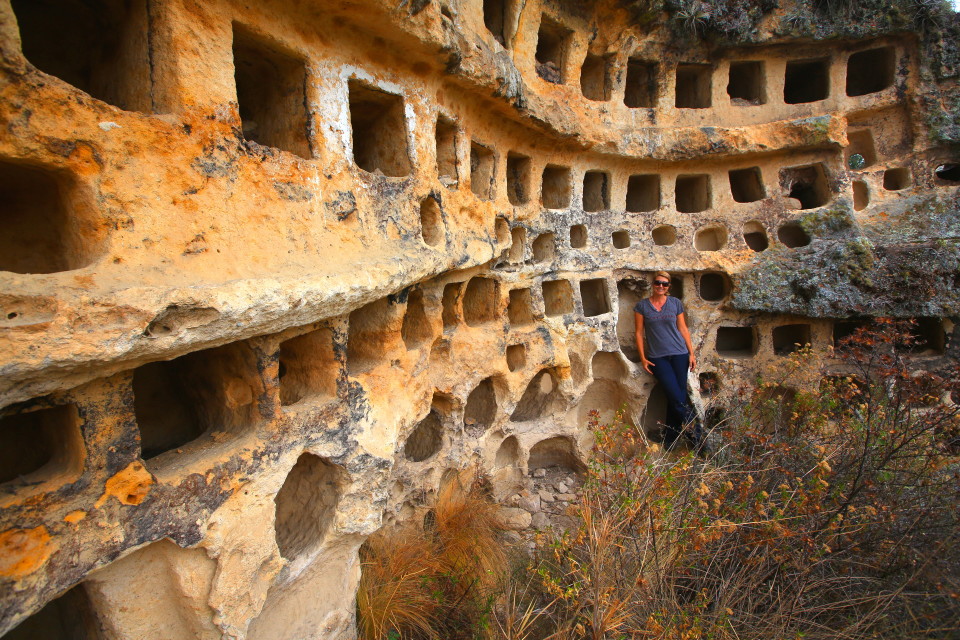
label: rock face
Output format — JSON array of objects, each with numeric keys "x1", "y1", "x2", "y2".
[{"x1": 0, "y1": 0, "x2": 957, "y2": 638}]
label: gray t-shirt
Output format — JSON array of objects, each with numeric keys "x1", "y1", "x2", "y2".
[{"x1": 634, "y1": 296, "x2": 688, "y2": 358}]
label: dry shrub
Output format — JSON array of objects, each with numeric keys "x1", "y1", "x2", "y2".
[{"x1": 509, "y1": 320, "x2": 960, "y2": 639}]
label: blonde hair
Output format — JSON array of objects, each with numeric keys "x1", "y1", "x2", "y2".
[{"x1": 653, "y1": 271, "x2": 671, "y2": 282}]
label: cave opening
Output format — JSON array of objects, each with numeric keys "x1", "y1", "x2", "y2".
[
  {"x1": 582, "y1": 170, "x2": 609, "y2": 212},
  {"x1": 727, "y1": 61, "x2": 764, "y2": 105},
  {"x1": 580, "y1": 53, "x2": 611, "y2": 101},
  {"x1": 506, "y1": 152, "x2": 531, "y2": 205},
  {"x1": 676, "y1": 174, "x2": 710, "y2": 213}
]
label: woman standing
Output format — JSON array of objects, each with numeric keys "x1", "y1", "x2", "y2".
[{"x1": 634, "y1": 271, "x2": 702, "y2": 449}]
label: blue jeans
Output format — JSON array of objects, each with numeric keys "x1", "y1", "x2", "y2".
[{"x1": 648, "y1": 353, "x2": 700, "y2": 447}]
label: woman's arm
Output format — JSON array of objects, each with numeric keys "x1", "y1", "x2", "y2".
[
  {"x1": 676, "y1": 312, "x2": 696, "y2": 371},
  {"x1": 635, "y1": 311, "x2": 655, "y2": 374}
]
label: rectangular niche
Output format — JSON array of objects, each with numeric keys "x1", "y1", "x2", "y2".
[
  {"x1": 508, "y1": 288, "x2": 535, "y2": 327},
  {"x1": 675, "y1": 174, "x2": 711, "y2": 213},
  {"x1": 535, "y1": 15, "x2": 571, "y2": 84},
  {"x1": 626, "y1": 174, "x2": 660, "y2": 212},
  {"x1": 772, "y1": 323, "x2": 811, "y2": 355},
  {"x1": 909, "y1": 317, "x2": 946, "y2": 354},
  {"x1": 727, "y1": 61, "x2": 765, "y2": 105},
  {"x1": 883, "y1": 167, "x2": 911, "y2": 191},
  {"x1": 542, "y1": 279, "x2": 574, "y2": 316},
  {"x1": 832, "y1": 320, "x2": 867, "y2": 347},
  {"x1": 781, "y1": 163, "x2": 830, "y2": 209},
  {"x1": 463, "y1": 276, "x2": 501, "y2": 326},
  {"x1": 3, "y1": 582, "x2": 100, "y2": 640},
  {"x1": 508, "y1": 227, "x2": 527, "y2": 262},
  {"x1": 579, "y1": 278, "x2": 611, "y2": 317},
  {"x1": 233, "y1": 25, "x2": 310, "y2": 158},
  {"x1": 0, "y1": 158, "x2": 102, "y2": 274},
  {"x1": 728, "y1": 167, "x2": 765, "y2": 203},
  {"x1": 12, "y1": 0, "x2": 152, "y2": 113},
  {"x1": 441, "y1": 282, "x2": 462, "y2": 329},
  {"x1": 506, "y1": 344, "x2": 526, "y2": 372},
  {"x1": 483, "y1": 0, "x2": 507, "y2": 45},
  {"x1": 784, "y1": 58, "x2": 830, "y2": 104},
  {"x1": 133, "y1": 342, "x2": 263, "y2": 460},
  {"x1": 846, "y1": 130, "x2": 877, "y2": 169},
  {"x1": 532, "y1": 232, "x2": 556, "y2": 263},
  {"x1": 716, "y1": 326, "x2": 756, "y2": 358},
  {"x1": 846, "y1": 46, "x2": 895, "y2": 97},
  {"x1": 624, "y1": 58, "x2": 657, "y2": 108},
  {"x1": 506, "y1": 152, "x2": 531, "y2": 205},
  {"x1": 580, "y1": 53, "x2": 611, "y2": 101},
  {"x1": 675, "y1": 63, "x2": 712, "y2": 109},
  {"x1": 435, "y1": 115, "x2": 459, "y2": 184},
  {"x1": 582, "y1": 171, "x2": 609, "y2": 212},
  {"x1": 541, "y1": 165, "x2": 572, "y2": 209},
  {"x1": 348, "y1": 79, "x2": 411, "y2": 176},
  {"x1": 279, "y1": 328, "x2": 337, "y2": 406},
  {"x1": 348, "y1": 297, "x2": 401, "y2": 374},
  {"x1": 569, "y1": 224, "x2": 587, "y2": 248},
  {"x1": 612, "y1": 230, "x2": 630, "y2": 249},
  {"x1": 0, "y1": 404, "x2": 84, "y2": 488},
  {"x1": 470, "y1": 141, "x2": 496, "y2": 200}
]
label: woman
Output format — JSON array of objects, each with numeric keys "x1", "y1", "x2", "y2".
[{"x1": 634, "y1": 271, "x2": 702, "y2": 449}]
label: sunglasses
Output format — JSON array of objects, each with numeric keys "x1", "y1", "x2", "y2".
[{"x1": 653, "y1": 280, "x2": 670, "y2": 287}]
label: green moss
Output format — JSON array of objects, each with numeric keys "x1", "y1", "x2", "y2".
[{"x1": 801, "y1": 205, "x2": 855, "y2": 237}]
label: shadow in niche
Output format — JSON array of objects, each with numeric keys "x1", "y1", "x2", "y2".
[
  {"x1": 511, "y1": 369, "x2": 561, "y2": 422},
  {"x1": 4, "y1": 583, "x2": 102, "y2": 640},
  {"x1": 274, "y1": 453, "x2": 346, "y2": 563}
]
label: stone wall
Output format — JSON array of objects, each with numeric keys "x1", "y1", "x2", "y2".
[{"x1": 0, "y1": 0, "x2": 957, "y2": 637}]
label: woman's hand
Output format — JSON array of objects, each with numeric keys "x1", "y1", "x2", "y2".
[
  {"x1": 642, "y1": 358, "x2": 655, "y2": 374},
  {"x1": 688, "y1": 353, "x2": 697, "y2": 371}
]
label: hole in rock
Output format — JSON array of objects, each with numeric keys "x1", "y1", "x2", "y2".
[
  {"x1": 528, "y1": 436, "x2": 584, "y2": 473},
  {"x1": 349, "y1": 297, "x2": 400, "y2": 375},
  {"x1": 569, "y1": 224, "x2": 587, "y2": 248},
  {"x1": 463, "y1": 277, "x2": 500, "y2": 326},
  {"x1": 506, "y1": 152, "x2": 531, "y2": 205},
  {"x1": 612, "y1": 230, "x2": 631, "y2": 249},
  {"x1": 582, "y1": 170, "x2": 609, "y2": 212},
  {"x1": 909, "y1": 317, "x2": 946, "y2": 354},
  {"x1": 441, "y1": 283, "x2": 461, "y2": 329},
  {"x1": 495, "y1": 217, "x2": 510, "y2": 245},
  {"x1": 777, "y1": 221, "x2": 811, "y2": 248},
  {"x1": 580, "y1": 278, "x2": 611, "y2": 317},
  {"x1": 846, "y1": 47, "x2": 895, "y2": 96},
  {"x1": 694, "y1": 225, "x2": 727, "y2": 251},
  {"x1": 666, "y1": 274, "x2": 685, "y2": 300},
  {"x1": 617, "y1": 280, "x2": 643, "y2": 362},
  {"x1": 676, "y1": 174, "x2": 710, "y2": 213},
  {"x1": 0, "y1": 404, "x2": 84, "y2": 487},
  {"x1": 419, "y1": 196, "x2": 444, "y2": 246},
  {"x1": 12, "y1": 0, "x2": 151, "y2": 113},
  {"x1": 727, "y1": 61, "x2": 764, "y2": 104},
  {"x1": 641, "y1": 383, "x2": 668, "y2": 439},
  {"x1": 935, "y1": 163, "x2": 960, "y2": 183},
  {"x1": 742, "y1": 220, "x2": 769, "y2": 251},
  {"x1": 883, "y1": 167, "x2": 911, "y2": 191},
  {"x1": 535, "y1": 16, "x2": 570, "y2": 83},
  {"x1": 509, "y1": 227, "x2": 526, "y2": 262},
  {"x1": 846, "y1": 130, "x2": 877, "y2": 169},
  {"x1": 782, "y1": 163, "x2": 830, "y2": 209},
  {"x1": 233, "y1": 25, "x2": 309, "y2": 157},
  {"x1": 495, "y1": 436, "x2": 520, "y2": 468},
  {"x1": 435, "y1": 116, "x2": 458, "y2": 184},
  {"x1": 511, "y1": 369, "x2": 560, "y2": 421},
  {"x1": 652, "y1": 224, "x2": 677, "y2": 246},
  {"x1": 716, "y1": 326, "x2": 757, "y2": 358},
  {"x1": 506, "y1": 344, "x2": 526, "y2": 372},
  {"x1": 532, "y1": 233, "x2": 556, "y2": 263},
  {"x1": 592, "y1": 350, "x2": 626, "y2": 380},
  {"x1": 508, "y1": 288, "x2": 535, "y2": 327},
  {"x1": 698, "y1": 272, "x2": 729, "y2": 301},
  {"x1": 274, "y1": 453, "x2": 344, "y2": 561},
  {"x1": 483, "y1": 0, "x2": 507, "y2": 45},
  {"x1": 580, "y1": 53, "x2": 611, "y2": 101},
  {"x1": 405, "y1": 411, "x2": 443, "y2": 461},
  {"x1": 853, "y1": 180, "x2": 869, "y2": 211},
  {"x1": 675, "y1": 63, "x2": 712, "y2": 108},
  {"x1": 278, "y1": 328, "x2": 337, "y2": 406},
  {"x1": 699, "y1": 372, "x2": 719, "y2": 396},
  {"x1": 832, "y1": 320, "x2": 868, "y2": 347},
  {"x1": 541, "y1": 165, "x2": 572, "y2": 209},
  {"x1": 0, "y1": 159, "x2": 101, "y2": 274},
  {"x1": 348, "y1": 79, "x2": 411, "y2": 176},
  {"x1": 401, "y1": 289, "x2": 432, "y2": 350},
  {"x1": 469, "y1": 141, "x2": 496, "y2": 200},
  {"x1": 579, "y1": 377, "x2": 634, "y2": 429},
  {"x1": 4, "y1": 582, "x2": 101, "y2": 640},
  {"x1": 772, "y1": 324, "x2": 811, "y2": 355},
  {"x1": 134, "y1": 342, "x2": 261, "y2": 459},
  {"x1": 626, "y1": 174, "x2": 660, "y2": 212},
  {"x1": 464, "y1": 378, "x2": 497, "y2": 436},
  {"x1": 624, "y1": 58, "x2": 657, "y2": 108},
  {"x1": 728, "y1": 167, "x2": 765, "y2": 203},
  {"x1": 784, "y1": 58, "x2": 829, "y2": 104},
  {"x1": 542, "y1": 279, "x2": 574, "y2": 317}
]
